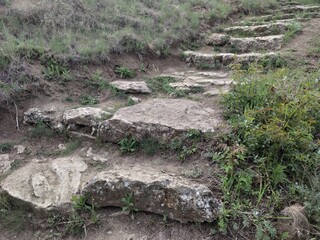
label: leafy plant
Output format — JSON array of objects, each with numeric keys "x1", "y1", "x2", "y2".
[
  {"x1": 80, "y1": 95, "x2": 99, "y2": 105},
  {"x1": 119, "y1": 136, "x2": 138, "y2": 154},
  {"x1": 140, "y1": 137, "x2": 161, "y2": 156},
  {"x1": 121, "y1": 193, "x2": 138, "y2": 214},
  {"x1": 0, "y1": 142, "x2": 14, "y2": 152},
  {"x1": 42, "y1": 59, "x2": 71, "y2": 81},
  {"x1": 30, "y1": 121, "x2": 56, "y2": 138}
]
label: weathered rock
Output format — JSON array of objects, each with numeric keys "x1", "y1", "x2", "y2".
[
  {"x1": 24, "y1": 107, "x2": 60, "y2": 124},
  {"x1": 109, "y1": 81, "x2": 151, "y2": 94},
  {"x1": 184, "y1": 51, "x2": 280, "y2": 67},
  {"x1": 63, "y1": 107, "x2": 111, "y2": 127},
  {"x1": 203, "y1": 87, "x2": 230, "y2": 97},
  {"x1": 82, "y1": 166, "x2": 220, "y2": 223},
  {"x1": 244, "y1": 12, "x2": 320, "y2": 22},
  {"x1": 98, "y1": 98, "x2": 222, "y2": 142},
  {"x1": 223, "y1": 22, "x2": 291, "y2": 36},
  {"x1": 0, "y1": 157, "x2": 88, "y2": 210},
  {"x1": 0, "y1": 154, "x2": 14, "y2": 175},
  {"x1": 277, "y1": 5, "x2": 320, "y2": 14},
  {"x1": 205, "y1": 33, "x2": 230, "y2": 46},
  {"x1": 14, "y1": 145, "x2": 26, "y2": 154},
  {"x1": 229, "y1": 35, "x2": 284, "y2": 52}
]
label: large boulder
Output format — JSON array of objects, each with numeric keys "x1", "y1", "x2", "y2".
[
  {"x1": 109, "y1": 81, "x2": 151, "y2": 94},
  {"x1": 98, "y1": 98, "x2": 222, "y2": 142},
  {"x1": 0, "y1": 157, "x2": 87, "y2": 210},
  {"x1": 82, "y1": 166, "x2": 220, "y2": 223},
  {"x1": 63, "y1": 107, "x2": 111, "y2": 127}
]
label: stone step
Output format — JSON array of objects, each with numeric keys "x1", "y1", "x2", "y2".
[
  {"x1": 236, "y1": 18, "x2": 308, "y2": 26},
  {"x1": 0, "y1": 157, "x2": 88, "y2": 211},
  {"x1": 206, "y1": 34, "x2": 284, "y2": 53},
  {"x1": 276, "y1": 5, "x2": 320, "y2": 14},
  {"x1": 229, "y1": 35, "x2": 284, "y2": 53},
  {"x1": 223, "y1": 22, "x2": 292, "y2": 37},
  {"x1": 183, "y1": 51, "x2": 281, "y2": 68},
  {"x1": 244, "y1": 12, "x2": 320, "y2": 22},
  {"x1": 98, "y1": 98, "x2": 223, "y2": 143},
  {"x1": 109, "y1": 80, "x2": 152, "y2": 94},
  {"x1": 159, "y1": 71, "x2": 233, "y2": 96},
  {"x1": 0, "y1": 157, "x2": 220, "y2": 222},
  {"x1": 82, "y1": 165, "x2": 220, "y2": 223}
]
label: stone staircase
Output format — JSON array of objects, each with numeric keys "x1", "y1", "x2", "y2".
[{"x1": 1, "y1": 1, "x2": 320, "y2": 225}]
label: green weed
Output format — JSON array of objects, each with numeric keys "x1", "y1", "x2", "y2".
[
  {"x1": 80, "y1": 95, "x2": 99, "y2": 105},
  {"x1": 30, "y1": 121, "x2": 56, "y2": 138},
  {"x1": 121, "y1": 193, "x2": 138, "y2": 215},
  {"x1": 119, "y1": 136, "x2": 138, "y2": 154},
  {"x1": 0, "y1": 142, "x2": 14, "y2": 152},
  {"x1": 218, "y1": 65, "x2": 320, "y2": 237},
  {"x1": 114, "y1": 67, "x2": 136, "y2": 79}
]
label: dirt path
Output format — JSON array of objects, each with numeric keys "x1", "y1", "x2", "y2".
[{"x1": 282, "y1": 18, "x2": 320, "y2": 67}]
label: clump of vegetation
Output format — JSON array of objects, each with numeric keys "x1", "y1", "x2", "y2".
[
  {"x1": 0, "y1": 142, "x2": 14, "y2": 152},
  {"x1": 114, "y1": 67, "x2": 136, "y2": 79},
  {"x1": 140, "y1": 137, "x2": 162, "y2": 156},
  {"x1": 283, "y1": 22, "x2": 302, "y2": 43},
  {"x1": 121, "y1": 193, "x2": 138, "y2": 214},
  {"x1": 42, "y1": 58, "x2": 71, "y2": 82},
  {"x1": 119, "y1": 136, "x2": 138, "y2": 154},
  {"x1": 216, "y1": 64, "x2": 320, "y2": 238},
  {"x1": 240, "y1": 0, "x2": 278, "y2": 14},
  {"x1": 80, "y1": 95, "x2": 99, "y2": 105},
  {"x1": 47, "y1": 195, "x2": 99, "y2": 237},
  {"x1": 30, "y1": 121, "x2": 56, "y2": 138},
  {"x1": 0, "y1": 194, "x2": 28, "y2": 233}
]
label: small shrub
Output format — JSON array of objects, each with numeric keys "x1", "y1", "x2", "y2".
[
  {"x1": 80, "y1": 95, "x2": 99, "y2": 105},
  {"x1": 121, "y1": 193, "x2": 138, "y2": 214},
  {"x1": 140, "y1": 137, "x2": 161, "y2": 156},
  {"x1": 114, "y1": 67, "x2": 136, "y2": 79},
  {"x1": 42, "y1": 59, "x2": 71, "y2": 81},
  {"x1": 30, "y1": 121, "x2": 56, "y2": 138},
  {"x1": 0, "y1": 142, "x2": 14, "y2": 152},
  {"x1": 119, "y1": 136, "x2": 138, "y2": 154}
]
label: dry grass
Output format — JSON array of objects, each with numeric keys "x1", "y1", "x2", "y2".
[{"x1": 0, "y1": 0, "x2": 278, "y2": 61}]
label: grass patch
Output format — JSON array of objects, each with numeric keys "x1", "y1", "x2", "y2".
[
  {"x1": 0, "y1": 194, "x2": 28, "y2": 233},
  {"x1": 0, "y1": 142, "x2": 14, "y2": 152},
  {"x1": 30, "y1": 121, "x2": 56, "y2": 138},
  {"x1": 216, "y1": 65, "x2": 320, "y2": 237},
  {"x1": 80, "y1": 95, "x2": 99, "y2": 105},
  {"x1": 114, "y1": 67, "x2": 136, "y2": 79},
  {"x1": 283, "y1": 22, "x2": 302, "y2": 43}
]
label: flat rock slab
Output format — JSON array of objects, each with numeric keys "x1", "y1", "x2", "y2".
[
  {"x1": 63, "y1": 107, "x2": 111, "y2": 127},
  {"x1": 229, "y1": 35, "x2": 284, "y2": 52},
  {"x1": 82, "y1": 166, "x2": 220, "y2": 223},
  {"x1": 1, "y1": 157, "x2": 87, "y2": 210},
  {"x1": 184, "y1": 51, "x2": 279, "y2": 67},
  {"x1": 98, "y1": 98, "x2": 222, "y2": 142},
  {"x1": 223, "y1": 22, "x2": 291, "y2": 36},
  {"x1": 160, "y1": 71, "x2": 232, "y2": 94},
  {"x1": 110, "y1": 81, "x2": 151, "y2": 94}
]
